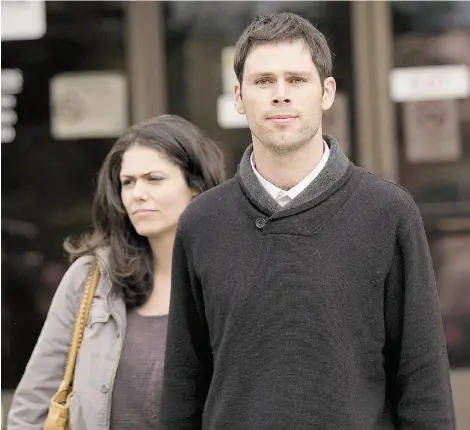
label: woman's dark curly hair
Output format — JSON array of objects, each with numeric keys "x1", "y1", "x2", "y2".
[{"x1": 65, "y1": 114, "x2": 225, "y2": 308}]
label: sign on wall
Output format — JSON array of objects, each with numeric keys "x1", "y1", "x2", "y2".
[
  {"x1": 1, "y1": 0, "x2": 47, "y2": 41},
  {"x1": 1, "y1": 68, "x2": 24, "y2": 143},
  {"x1": 403, "y1": 100, "x2": 461, "y2": 163},
  {"x1": 50, "y1": 71, "x2": 128, "y2": 140},
  {"x1": 390, "y1": 64, "x2": 470, "y2": 102}
]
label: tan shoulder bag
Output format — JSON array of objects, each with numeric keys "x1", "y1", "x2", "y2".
[{"x1": 43, "y1": 263, "x2": 100, "y2": 430}]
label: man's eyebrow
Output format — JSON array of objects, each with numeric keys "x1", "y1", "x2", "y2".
[
  {"x1": 285, "y1": 71, "x2": 313, "y2": 77},
  {"x1": 246, "y1": 72, "x2": 276, "y2": 79},
  {"x1": 246, "y1": 71, "x2": 313, "y2": 78}
]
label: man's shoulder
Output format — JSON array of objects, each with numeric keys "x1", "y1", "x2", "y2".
[
  {"x1": 178, "y1": 177, "x2": 240, "y2": 230},
  {"x1": 358, "y1": 169, "x2": 422, "y2": 225},
  {"x1": 190, "y1": 176, "x2": 239, "y2": 211}
]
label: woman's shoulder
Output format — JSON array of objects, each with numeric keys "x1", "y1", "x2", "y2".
[
  {"x1": 68, "y1": 248, "x2": 111, "y2": 277},
  {"x1": 57, "y1": 255, "x2": 97, "y2": 302},
  {"x1": 59, "y1": 248, "x2": 112, "y2": 304}
]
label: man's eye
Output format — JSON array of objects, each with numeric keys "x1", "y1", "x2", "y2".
[
  {"x1": 256, "y1": 78, "x2": 271, "y2": 85},
  {"x1": 292, "y1": 77, "x2": 307, "y2": 83}
]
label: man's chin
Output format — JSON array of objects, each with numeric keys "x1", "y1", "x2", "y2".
[{"x1": 264, "y1": 136, "x2": 308, "y2": 155}]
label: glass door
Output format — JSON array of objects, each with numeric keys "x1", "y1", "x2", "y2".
[
  {"x1": 1, "y1": 0, "x2": 127, "y2": 410},
  {"x1": 389, "y1": 1, "x2": 470, "y2": 426},
  {"x1": 391, "y1": 0, "x2": 470, "y2": 369}
]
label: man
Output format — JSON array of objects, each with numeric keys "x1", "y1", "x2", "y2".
[{"x1": 160, "y1": 12, "x2": 455, "y2": 429}]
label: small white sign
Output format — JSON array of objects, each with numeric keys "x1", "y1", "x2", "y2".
[
  {"x1": 217, "y1": 94, "x2": 248, "y2": 129},
  {"x1": 50, "y1": 71, "x2": 128, "y2": 140},
  {"x1": 390, "y1": 64, "x2": 470, "y2": 102},
  {"x1": 1, "y1": 69, "x2": 24, "y2": 95},
  {"x1": 1, "y1": 0, "x2": 47, "y2": 41},
  {"x1": 2, "y1": 125, "x2": 16, "y2": 144}
]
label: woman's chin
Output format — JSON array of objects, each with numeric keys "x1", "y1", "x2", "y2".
[
  {"x1": 135, "y1": 224, "x2": 174, "y2": 239},
  {"x1": 134, "y1": 225, "x2": 163, "y2": 238}
]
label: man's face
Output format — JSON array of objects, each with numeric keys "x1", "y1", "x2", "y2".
[{"x1": 234, "y1": 40, "x2": 335, "y2": 155}]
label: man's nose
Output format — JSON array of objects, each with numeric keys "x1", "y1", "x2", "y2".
[{"x1": 271, "y1": 80, "x2": 291, "y2": 106}]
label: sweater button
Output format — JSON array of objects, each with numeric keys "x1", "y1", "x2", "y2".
[
  {"x1": 255, "y1": 218, "x2": 266, "y2": 229},
  {"x1": 101, "y1": 384, "x2": 110, "y2": 394}
]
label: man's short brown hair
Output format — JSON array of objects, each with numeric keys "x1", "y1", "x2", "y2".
[{"x1": 234, "y1": 12, "x2": 333, "y2": 88}]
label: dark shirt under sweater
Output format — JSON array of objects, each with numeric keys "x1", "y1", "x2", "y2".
[
  {"x1": 160, "y1": 135, "x2": 455, "y2": 429},
  {"x1": 110, "y1": 309, "x2": 168, "y2": 429}
]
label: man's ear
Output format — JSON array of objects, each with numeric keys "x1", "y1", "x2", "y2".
[
  {"x1": 234, "y1": 82, "x2": 245, "y2": 115},
  {"x1": 321, "y1": 77, "x2": 336, "y2": 111}
]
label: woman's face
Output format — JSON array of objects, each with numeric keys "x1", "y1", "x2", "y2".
[{"x1": 120, "y1": 144, "x2": 195, "y2": 239}]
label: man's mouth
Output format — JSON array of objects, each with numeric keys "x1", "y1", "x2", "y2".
[{"x1": 266, "y1": 114, "x2": 298, "y2": 124}]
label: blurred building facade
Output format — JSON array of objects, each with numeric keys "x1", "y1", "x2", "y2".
[{"x1": 2, "y1": 1, "x2": 470, "y2": 425}]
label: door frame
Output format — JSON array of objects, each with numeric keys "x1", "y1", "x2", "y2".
[
  {"x1": 125, "y1": 1, "x2": 168, "y2": 123},
  {"x1": 352, "y1": 1, "x2": 398, "y2": 183}
]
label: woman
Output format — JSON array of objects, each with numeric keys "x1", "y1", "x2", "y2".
[{"x1": 7, "y1": 114, "x2": 225, "y2": 429}]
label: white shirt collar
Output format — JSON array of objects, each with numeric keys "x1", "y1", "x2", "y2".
[{"x1": 251, "y1": 141, "x2": 330, "y2": 206}]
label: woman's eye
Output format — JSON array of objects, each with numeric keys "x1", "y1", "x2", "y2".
[{"x1": 148, "y1": 177, "x2": 163, "y2": 182}]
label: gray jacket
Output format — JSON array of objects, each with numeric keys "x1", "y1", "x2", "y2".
[{"x1": 7, "y1": 249, "x2": 127, "y2": 430}]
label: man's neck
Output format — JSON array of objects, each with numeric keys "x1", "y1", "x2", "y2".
[{"x1": 252, "y1": 133, "x2": 325, "y2": 191}]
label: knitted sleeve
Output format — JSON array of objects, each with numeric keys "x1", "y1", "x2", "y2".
[
  {"x1": 159, "y1": 229, "x2": 213, "y2": 429},
  {"x1": 384, "y1": 215, "x2": 455, "y2": 429}
]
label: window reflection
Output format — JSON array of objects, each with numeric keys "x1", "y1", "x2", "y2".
[
  {"x1": 392, "y1": 1, "x2": 470, "y2": 367},
  {"x1": 1, "y1": 1, "x2": 125, "y2": 392},
  {"x1": 433, "y1": 233, "x2": 470, "y2": 366}
]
